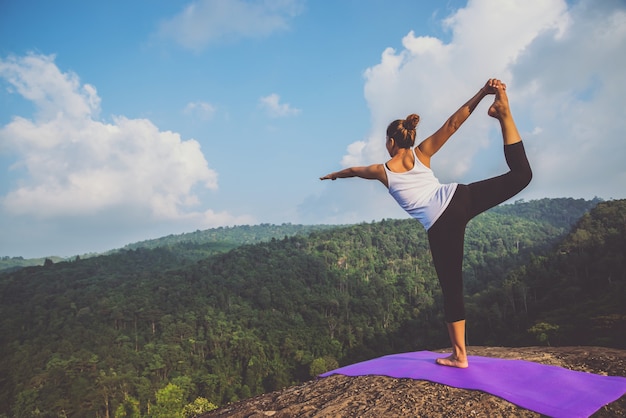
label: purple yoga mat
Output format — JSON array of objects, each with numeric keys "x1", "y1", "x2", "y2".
[{"x1": 319, "y1": 351, "x2": 626, "y2": 418}]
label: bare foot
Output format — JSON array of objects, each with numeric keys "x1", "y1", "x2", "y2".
[
  {"x1": 436, "y1": 354, "x2": 469, "y2": 368},
  {"x1": 488, "y1": 87, "x2": 511, "y2": 120}
]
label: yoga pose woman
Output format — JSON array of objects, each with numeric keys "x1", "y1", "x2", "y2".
[{"x1": 320, "y1": 79, "x2": 532, "y2": 368}]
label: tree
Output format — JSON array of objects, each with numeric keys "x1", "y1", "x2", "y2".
[
  {"x1": 182, "y1": 397, "x2": 217, "y2": 417},
  {"x1": 528, "y1": 322, "x2": 559, "y2": 346},
  {"x1": 114, "y1": 395, "x2": 140, "y2": 418},
  {"x1": 150, "y1": 383, "x2": 185, "y2": 418}
]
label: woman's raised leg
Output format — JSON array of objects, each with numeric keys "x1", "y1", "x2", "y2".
[{"x1": 467, "y1": 87, "x2": 532, "y2": 219}]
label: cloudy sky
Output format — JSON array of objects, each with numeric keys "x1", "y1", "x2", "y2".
[{"x1": 1, "y1": 0, "x2": 625, "y2": 258}]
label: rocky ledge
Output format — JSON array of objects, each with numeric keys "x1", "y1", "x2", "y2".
[{"x1": 201, "y1": 346, "x2": 626, "y2": 418}]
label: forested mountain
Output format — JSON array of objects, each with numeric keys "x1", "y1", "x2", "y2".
[
  {"x1": 1, "y1": 197, "x2": 623, "y2": 418},
  {"x1": 122, "y1": 223, "x2": 341, "y2": 252},
  {"x1": 0, "y1": 224, "x2": 340, "y2": 274},
  {"x1": 0, "y1": 256, "x2": 66, "y2": 274}
]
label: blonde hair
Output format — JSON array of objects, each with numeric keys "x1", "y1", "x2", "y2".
[{"x1": 386, "y1": 114, "x2": 420, "y2": 148}]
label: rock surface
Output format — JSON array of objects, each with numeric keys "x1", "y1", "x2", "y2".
[{"x1": 201, "y1": 346, "x2": 626, "y2": 418}]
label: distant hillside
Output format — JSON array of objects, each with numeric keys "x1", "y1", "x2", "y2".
[
  {"x1": 0, "y1": 223, "x2": 341, "y2": 274},
  {"x1": 488, "y1": 197, "x2": 603, "y2": 229},
  {"x1": 2, "y1": 198, "x2": 620, "y2": 418},
  {"x1": 123, "y1": 223, "x2": 343, "y2": 251},
  {"x1": 0, "y1": 255, "x2": 65, "y2": 274},
  {"x1": 0, "y1": 199, "x2": 598, "y2": 273}
]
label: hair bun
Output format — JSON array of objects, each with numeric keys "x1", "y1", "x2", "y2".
[{"x1": 404, "y1": 114, "x2": 420, "y2": 131}]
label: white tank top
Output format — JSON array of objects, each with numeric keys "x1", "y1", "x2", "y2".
[{"x1": 384, "y1": 148, "x2": 458, "y2": 230}]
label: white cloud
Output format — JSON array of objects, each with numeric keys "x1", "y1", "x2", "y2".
[
  {"x1": 0, "y1": 53, "x2": 251, "y2": 229},
  {"x1": 158, "y1": 0, "x2": 304, "y2": 51},
  {"x1": 350, "y1": 0, "x2": 625, "y2": 190},
  {"x1": 0, "y1": 53, "x2": 101, "y2": 125},
  {"x1": 311, "y1": 0, "x2": 626, "y2": 224},
  {"x1": 510, "y1": 0, "x2": 626, "y2": 200},
  {"x1": 259, "y1": 93, "x2": 301, "y2": 118},
  {"x1": 354, "y1": 0, "x2": 568, "y2": 174},
  {"x1": 184, "y1": 101, "x2": 216, "y2": 120}
]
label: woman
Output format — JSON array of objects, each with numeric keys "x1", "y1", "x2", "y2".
[{"x1": 320, "y1": 79, "x2": 532, "y2": 368}]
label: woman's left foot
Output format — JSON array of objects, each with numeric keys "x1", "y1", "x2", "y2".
[{"x1": 488, "y1": 86, "x2": 511, "y2": 120}]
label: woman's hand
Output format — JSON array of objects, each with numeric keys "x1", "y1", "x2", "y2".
[
  {"x1": 320, "y1": 173, "x2": 336, "y2": 180},
  {"x1": 483, "y1": 78, "x2": 506, "y2": 95}
]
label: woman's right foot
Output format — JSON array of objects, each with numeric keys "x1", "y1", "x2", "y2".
[{"x1": 489, "y1": 86, "x2": 522, "y2": 145}]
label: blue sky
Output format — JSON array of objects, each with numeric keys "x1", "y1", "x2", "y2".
[{"x1": 1, "y1": 0, "x2": 625, "y2": 258}]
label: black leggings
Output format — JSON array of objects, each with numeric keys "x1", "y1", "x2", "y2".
[{"x1": 427, "y1": 142, "x2": 532, "y2": 323}]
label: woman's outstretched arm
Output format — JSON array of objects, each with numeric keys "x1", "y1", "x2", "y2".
[
  {"x1": 320, "y1": 164, "x2": 387, "y2": 186},
  {"x1": 417, "y1": 79, "x2": 502, "y2": 160}
]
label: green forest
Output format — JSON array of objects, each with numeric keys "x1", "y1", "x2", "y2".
[{"x1": 1, "y1": 197, "x2": 624, "y2": 417}]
